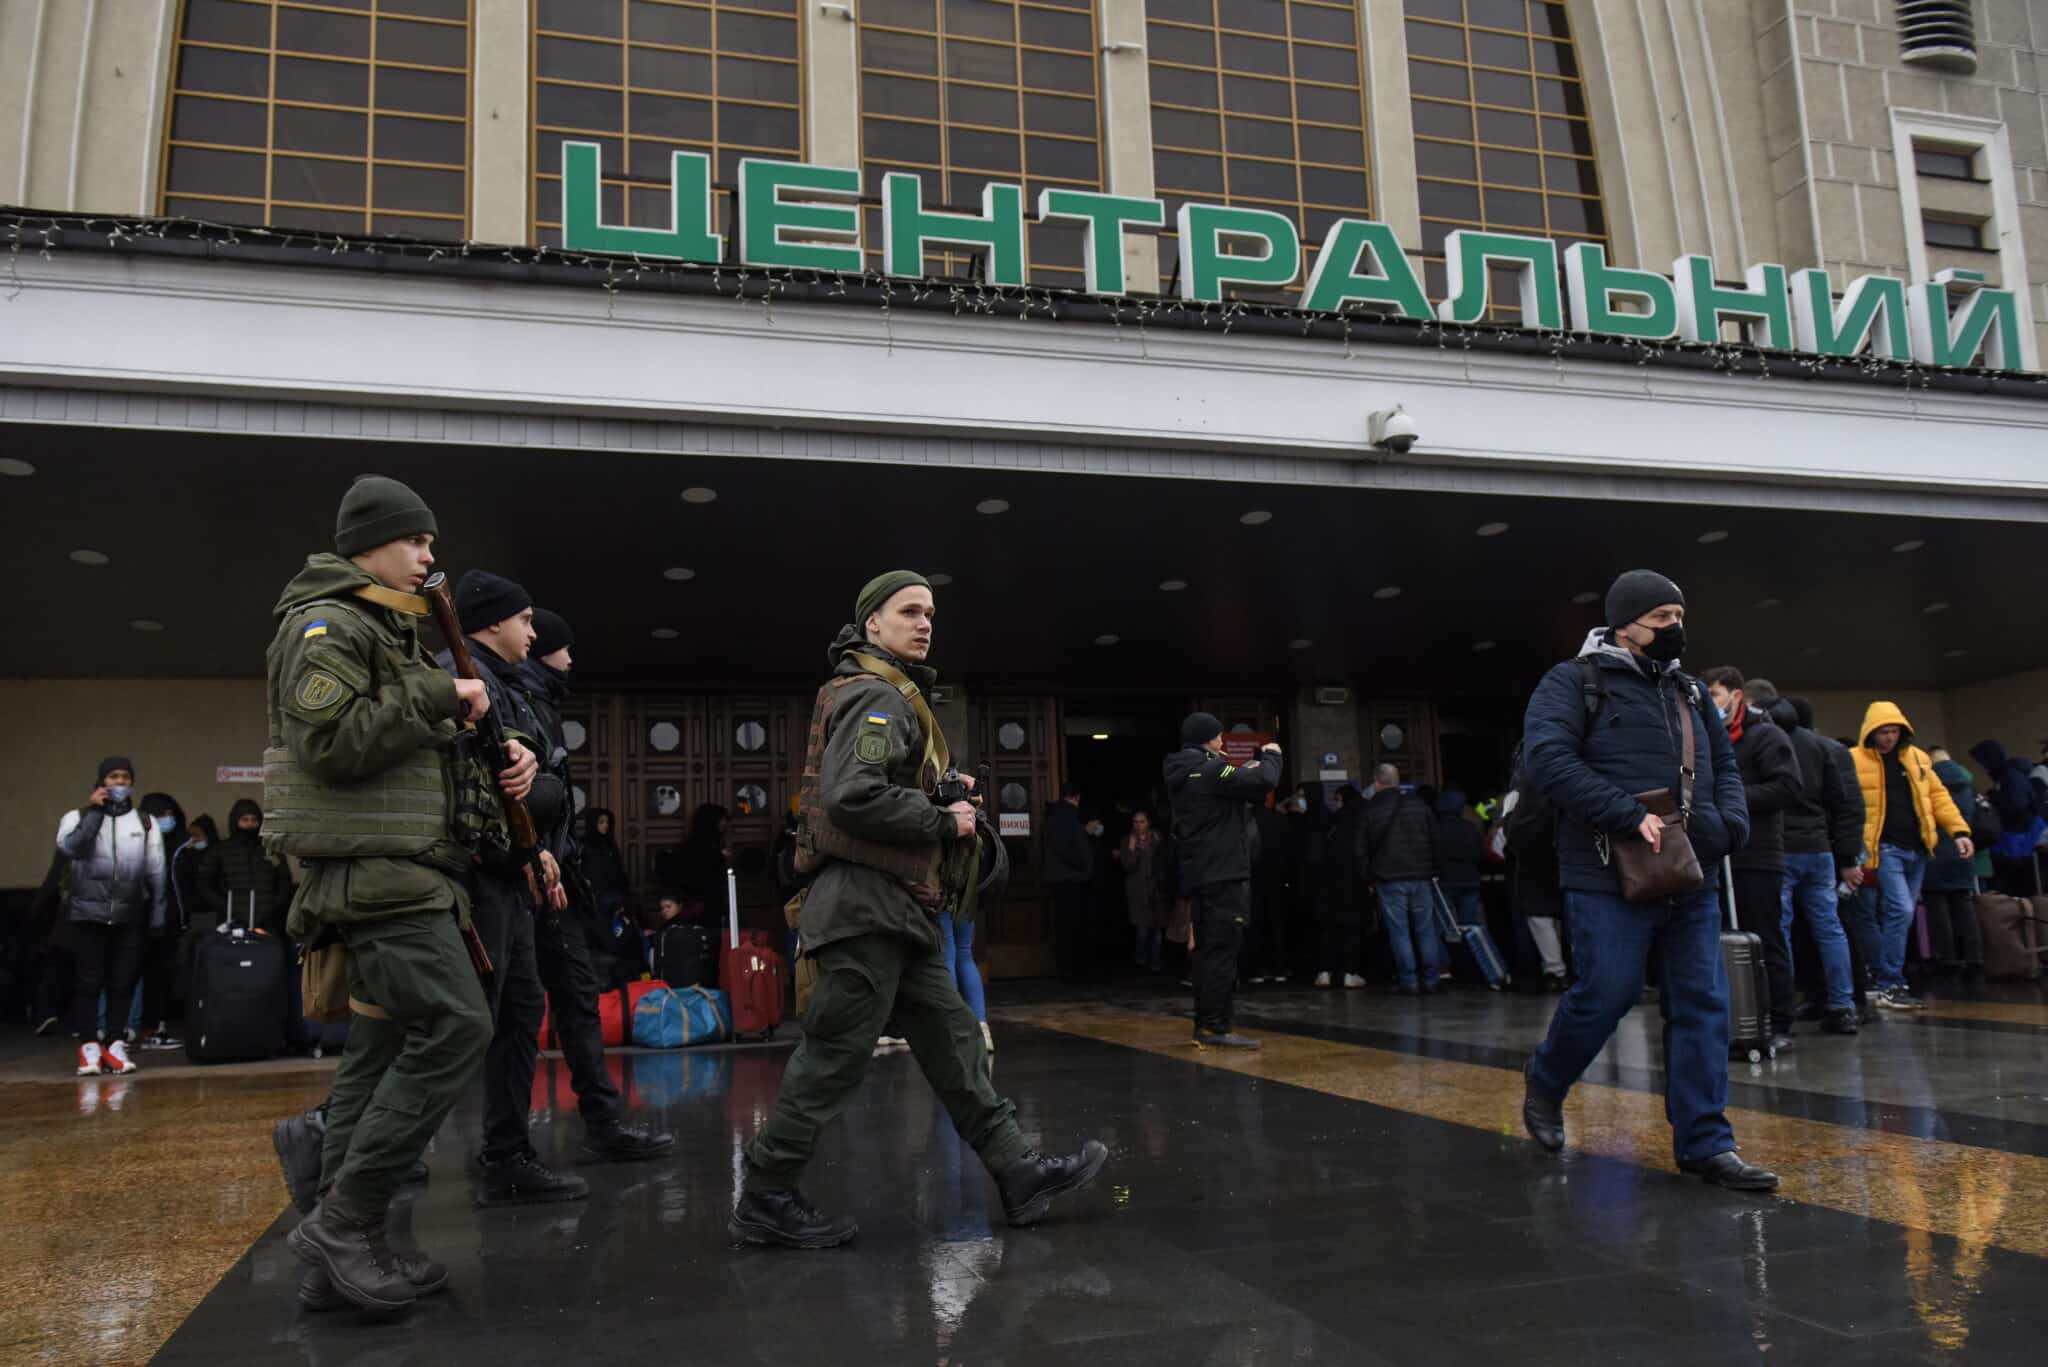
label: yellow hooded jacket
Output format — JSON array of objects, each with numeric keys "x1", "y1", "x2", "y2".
[{"x1": 1851, "y1": 701, "x2": 1967, "y2": 870}]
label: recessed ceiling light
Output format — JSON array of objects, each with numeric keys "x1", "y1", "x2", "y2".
[
  {"x1": 0, "y1": 457, "x2": 34, "y2": 477},
  {"x1": 129, "y1": 619, "x2": 164, "y2": 632},
  {"x1": 1753, "y1": 597, "x2": 1782, "y2": 609},
  {"x1": 928, "y1": 573, "x2": 954, "y2": 587},
  {"x1": 1697, "y1": 530, "x2": 1729, "y2": 544},
  {"x1": 681, "y1": 487, "x2": 718, "y2": 504},
  {"x1": 1090, "y1": 733, "x2": 1109, "y2": 741},
  {"x1": 1943, "y1": 648, "x2": 1969, "y2": 659},
  {"x1": 1571, "y1": 591, "x2": 1599, "y2": 605},
  {"x1": 1472, "y1": 640, "x2": 1497, "y2": 652},
  {"x1": 1159, "y1": 579, "x2": 1187, "y2": 592},
  {"x1": 1289, "y1": 638, "x2": 1314, "y2": 650},
  {"x1": 976, "y1": 498, "x2": 1010, "y2": 515},
  {"x1": 1475, "y1": 522, "x2": 1509, "y2": 537},
  {"x1": 1892, "y1": 539, "x2": 1925, "y2": 553},
  {"x1": 651, "y1": 627, "x2": 679, "y2": 639},
  {"x1": 662, "y1": 566, "x2": 695, "y2": 581},
  {"x1": 70, "y1": 549, "x2": 109, "y2": 565},
  {"x1": 1240, "y1": 510, "x2": 1273, "y2": 526},
  {"x1": 1372, "y1": 586, "x2": 1402, "y2": 600},
  {"x1": 1094, "y1": 634, "x2": 1120, "y2": 646},
  {"x1": 1922, "y1": 601, "x2": 1951, "y2": 614}
]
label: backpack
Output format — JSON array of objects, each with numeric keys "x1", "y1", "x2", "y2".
[{"x1": 1572, "y1": 656, "x2": 1710, "y2": 736}]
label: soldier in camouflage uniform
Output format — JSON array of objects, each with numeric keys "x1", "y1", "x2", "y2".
[
  {"x1": 729, "y1": 570, "x2": 1107, "y2": 1249},
  {"x1": 268, "y1": 476, "x2": 536, "y2": 1313}
]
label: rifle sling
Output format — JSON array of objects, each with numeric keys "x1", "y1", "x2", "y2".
[{"x1": 847, "y1": 651, "x2": 949, "y2": 782}]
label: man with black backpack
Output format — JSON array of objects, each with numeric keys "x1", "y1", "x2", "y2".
[{"x1": 1516, "y1": 570, "x2": 1774, "y2": 1191}]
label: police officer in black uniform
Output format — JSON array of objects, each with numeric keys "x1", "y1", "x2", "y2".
[{"x1": 518, "y1": 606, "x2": 673, "y2": 1164}]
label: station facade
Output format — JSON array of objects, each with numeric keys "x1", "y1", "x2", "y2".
[{"x1": 5, "y1": 0, "x2": 2048, "y2": 974}]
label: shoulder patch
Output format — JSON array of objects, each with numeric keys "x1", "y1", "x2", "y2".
[
  {"x1": 855, "y1": 730, "x2": 890, "y2": 764},
  {"x1": 865, "y1": 712, "x2": 891, "y2": 726},
  {"x1": 1220, "y1": 764, "x2": 1236, "y2": 778},
  {"x1": 302, "y1": 619, "x2": 330, "y2": 639},
  {"x1": 295, "y1": 671, "x2": 346, "y2": 711}
]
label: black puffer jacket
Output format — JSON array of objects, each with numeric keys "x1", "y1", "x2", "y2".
[
  {"x1": 1726, "y1": 707, "x2": 1802, "y2": 874},
  {"x1": 201, "y1": 799, "x2": 295, "y2": 936},
  {"x1": 437, "y1": 640, "x2": 568, "y2": 844},
  {"x1": 1435, "y1": 789, "x2": 1483, "y2": 890},
  {"x1": 1363, "y1": 787, "x2": 1437, "y2": 883},
  {"x1": 1774, "y1": 701, "x2": 1864, "y2": 869},
  {"x1": 1164, "y1": 745, "x2": 1282, "y2": 891}
]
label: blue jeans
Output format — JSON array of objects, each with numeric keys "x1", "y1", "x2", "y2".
[
  {"x1": 1873, "y1": 843, "x2": 1929, "y2": 991},
  {"x1": 1779, "y1": 853, "x2": 1855, "y2": 1011},
  {"x1": 1378, "y1": 881, "x2": 1442, "y2": 989},
  {"x1": 937, "y1": 912, "x2": 986, "y2": 1022},
  {"x1": 96, "y1": 989, "x2": 144, "y2": 1038},
  {"x1": 1529, "y1": 887, "x2": 1734, "y2": 1164}
]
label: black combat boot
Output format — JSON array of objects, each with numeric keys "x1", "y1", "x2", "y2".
[
  {"x1": 475, "y1": 1150, "x2": 590, "y2": 1207},
  {"x1": 578, "y1": 1122, "x2": 677, "y2": 1164},
  {"x1": 299, "y1": 1252, "x2": 449, "y2": 1311},
  {"x1": 728, "y1": 1188, "x2": 859, "y2": 1249},
  {"x1": 995, "y1": 1140, "x2": 1109, "y2": 1227},
  {"x1": 1522, "y1": 1059, "x2": 1565, "y2": 1153},
  {"x1": 273, "y1": 1109, "x2": 327, "y2": 1216},
  {"x1": 285, "y1": 1198, "x2": 416, "y2": 1313},
  {"x1": 1821, "y1": 1008, "x2": 1860, "y2": 1035}
]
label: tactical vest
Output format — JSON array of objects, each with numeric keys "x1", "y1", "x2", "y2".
[
  {"x1": 262, "y1": 592, "x2": 456, "y2": 861},
  {"x1": 794, "y1": 661, "x2": 951, "y2": 903}
]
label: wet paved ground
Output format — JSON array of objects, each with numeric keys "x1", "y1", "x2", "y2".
[{"x1": 6, "y1": 976, "x2": 2047, "y2": 1365}]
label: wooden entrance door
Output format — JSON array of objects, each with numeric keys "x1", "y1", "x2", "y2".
[{"x1": 972, "y1": 695, "x2": 1063, "y2": 979}]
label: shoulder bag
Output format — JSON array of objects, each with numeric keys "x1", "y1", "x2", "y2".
[{"x1": 1601, "y1": 685, "x2": 1705, "y2": 903}]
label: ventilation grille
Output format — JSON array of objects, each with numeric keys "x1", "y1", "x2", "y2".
[{"x1": 1896, "y1": 1, "x2": 1979, "y2": 74}]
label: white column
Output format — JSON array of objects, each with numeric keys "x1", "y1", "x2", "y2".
[
  {"x1": 471, "y1": 0, "x2": 532, "y2": 245},
  {"x1": 1360, "y1": 0, "x2": 1419, "y2": 257},
  {"x1": 806, "y1": 2, "x2": 859, "y2": 168},
  {"x1": 1098, "y1": 0, "x2": 1158, "y2": 293}
]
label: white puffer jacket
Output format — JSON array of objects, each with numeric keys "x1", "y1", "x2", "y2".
[{"x1": 55, "y1": 804, "x2": 165, "y2": 928}]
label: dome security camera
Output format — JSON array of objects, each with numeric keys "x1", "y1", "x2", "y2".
[{"x1": 1368, "y1": 406, "x2": 1420, "y2": 455}]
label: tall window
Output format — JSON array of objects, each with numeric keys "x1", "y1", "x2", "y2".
[
  {"x1": 532, "y1": 0, "x2": 805, "y2": 247},
  {"x1": 162, "y1": 0, "x2": 473, "y2": 240},
  {"x1": 857, "y1": 0, "x2": 1104, "y2": 286},
  {"x1": 1147, "y1": 0, "x2": 1372, "y2": 294},
  {"x1": 1404, "y1": 0, "x2": 1606, "y2": 318}
]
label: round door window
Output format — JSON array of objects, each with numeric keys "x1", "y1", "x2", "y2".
[
  {"x1": 997, "y1": 722, "x2": 1027, "y2": 752},
  {"x1": 649, "y1": 721, "x2": 681, "y2": 753},
  {"x1": 1000, "y1": 782, "x2": 1029, "y2": 812},
  {"x1": 650, "y1": 782, "x2": 684, "y2": 817},
  {"x1": 735, "y1": 783, "x2": 769, "y2": 816},
  {"x1": 1379, "y1": 723, "x2": 1406, "y2": 752},
  {"x1": 735, "y1": 721, "x2": 767, "y2": 752},
  {"x1": 562, "y1": 719, "x2": 587, "y2": 752}
]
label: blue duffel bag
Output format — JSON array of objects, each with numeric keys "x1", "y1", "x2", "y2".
[{"x1": 632, "y1": 985, "x2": 731, "y2": 1048}]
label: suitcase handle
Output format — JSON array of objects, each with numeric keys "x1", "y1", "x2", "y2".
[
  {"x1": 727, "y1": 866, "x2": 740, "y2": 947},
  {"x1": 1722, "y1": 857, "x2": 1737, "y2": 933},
  {"x1": 1429, "y1": 878, "x2": 1463, "y2": 938}
]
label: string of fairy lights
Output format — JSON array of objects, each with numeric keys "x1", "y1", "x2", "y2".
[{"x1": 4, "y1": 207, "x2": 2043, "y2": 396}]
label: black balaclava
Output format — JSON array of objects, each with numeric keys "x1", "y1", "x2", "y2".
[{"x1": 229, "y1": 798, "x2": 264, "y2": 842}]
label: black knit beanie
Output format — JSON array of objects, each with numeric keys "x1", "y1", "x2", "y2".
[
  {"x1": 1605, "y1": 569, "x2": 1685, "y2": 629},
  {"x1": 1181, "y1": 712, "x2": 1224, "y2": 748},
  {"x1": 97, "y1": 755, "x2": 134, "y2": 784},
  {"x1": 335, "y1": 476, "x2": 437, "y2": 558},
  {"x1": 456, "y1": 570, "x2": 533, "y2": 634},
  {"x1": 532, "y1": 608, "x2": 574, "y2": 658}
]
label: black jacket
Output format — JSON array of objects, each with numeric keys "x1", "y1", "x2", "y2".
[
  {"x1": 1363, "y1": 788, "x2": 1437, "y2": 884},
  {"x1": 1042, "y1": 802, "x2": 1094, "y2": 887},
  {"x1": 437, "y1": 641, "x2": 568, "y2": 842},
  {"x1": 1727, "y1": 707, "x2": 1802, "y2": 874},
  {"x1": 1435, "y1": 791, "x2": 1483, "y2": 890},
  {"x1": 1164, "y1": 746, "x2": 1282, "y2": 891},
  {"x1": 1521, "y1": 630, "x2": 1747, "y2": 895},
  {"x1": 1774, "y1": 704, "x2": 1864, "y2": 869}
]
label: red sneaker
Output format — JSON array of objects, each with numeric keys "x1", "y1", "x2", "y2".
[
  {"x1": 76, "y1": 1041, "x2": 103, "y2": 1076},
  {"x1": 103, "y1": 1040, "x2": 138, "y2": 1075}
]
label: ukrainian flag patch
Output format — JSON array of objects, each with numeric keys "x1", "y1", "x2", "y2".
[
  {"x1": 302, "y1": 619, "x2": 330, "y2": 639},
  {"x1": 865, "y1": 712, "x2": 891, "y2": 725}
]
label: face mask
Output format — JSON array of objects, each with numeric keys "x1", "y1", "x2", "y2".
[
  {"x1": 107, "y1": 785, "x2": 132, "y2": 805},
  {"x1": 187, "y1": 839, "x2": 207, "y2": 851},
  {"x1": 1641, "y1": 623, "x2": 1687, "y2": 663},
  {"x1": 1712, "y1": 703, "x2": 1728, "y2": 723},
  {"x1": 156, "y1": 814, "x2": 178, "y2": 834}
]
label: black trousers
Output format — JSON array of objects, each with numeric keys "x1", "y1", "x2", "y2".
[
  {"x1": 1732, "y1": 868, "x2": 1794, "y2": 1032},
  {"x1": 1924, "y1": 889, "x2": 1983, "y2": 971},
  {"x1": 1191, "y1": 881, "x2": 1248, "y2": 1035},
  {"x1": 1321, "y1": 915, "x2": 1363, "y2": 978},
  {"x1": 534, "y1": 910, "x2": 623, "y2": 1129},
  {"x1": 71, "y1": 920, "x2": 146, "y2": 1042},
  {"x1": 472, "y1": 873, "x2": 546, "y2": 1164},
  {"x1": 1052, "y1": 884, "x2": 1092, "y2": 981}
]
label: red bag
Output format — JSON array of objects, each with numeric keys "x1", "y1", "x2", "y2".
[
  {"x1": 536, "y1": 986, "x2": 630, "y2": 1050},
  {"x1": 721, "y1": 869, "x2": 785, "y2": 1039}
]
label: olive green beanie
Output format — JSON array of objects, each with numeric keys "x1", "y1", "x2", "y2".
[
  {"x1": 854, "y1": 570, "x2": 931, "y2": 629},
  {"x1": 335, "y1": 476, "x2": 437, "y2": 558}
]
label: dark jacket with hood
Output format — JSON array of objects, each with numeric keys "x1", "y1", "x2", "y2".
[
  {"x1": 577, "y1": 807, "x2": 629, "y2": 917},
  {"x1": 797, "y1": 625, "x2": 972, "y2": 955},
  {"x1": 518, "y1": 657, "x2": 576, "y2": 860},
  {"x1": 171, "y1": 814, "x2": 220, "y2": 934},
  {"x1": 437, "y1": 639, "x2": 566, "y2": 848},
  {"x1": 1772, "y1": 700, "x2": 1864, "y2": 870},
  {"x1": 140, "y1": 793, "x2": 191, "y2": 932},
  {"x1": 1164, "y1": 745, "x2": 1282, "y2": 892},
  {"x1": 1522, "y1": 628, "x2": 1748, "y2": 895},
  {"x1": 1434, "y1": 788, "x2": 1483, "y2": 890},
  {"x1": 1725, "y1": 705, "x2": 1802, "y2": 874},
  {"x1": 1968, "y1": 740, "x2": 2042, "y2": 835},
  {"x1": 1042, "y1": 801, "x2": 1094, "y2": 887},
  {"x1": 201, "y1": 799, "x2": 295, "y2": 937},
  {"x1": 1363, "y1": 785, "x2": 1438, "y2": 884},
  {"x1": 1928, "y1": 759, "x2": 1985, "y2": 893},
  {"x1": 660, "y1": 804, "x2": 729, "y2": 912}
]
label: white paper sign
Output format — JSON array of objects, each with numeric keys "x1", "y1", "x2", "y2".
[
  {"x1": 1319, "y1": 768, "x2": 1349, "y2": 782},
  {"x1": 217, "y1": 765, "x2": 264, "y2": 784},
  {"x1": 999, "y1": 813, "x2": 1032, "y2": 838}
]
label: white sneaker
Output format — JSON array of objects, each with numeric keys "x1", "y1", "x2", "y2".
[
  {"x1": 103, "y1": 1040, "x2": 138, "y2": 1075},
  {"x1": 980, "y1": 1021, "x2": 994, "y2": 1055},
  {"x1": 1343, "y1": 974, "x2": 1367, "y2": 989},
  {"x1": 76, "y1": 1041, "x2": 103, "y2": 1076},
  {"x1": 1314, "y1": 972, "x2": 1332, "y2": 988}
]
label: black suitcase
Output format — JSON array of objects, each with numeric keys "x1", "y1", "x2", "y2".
[
  {"x1": 655, "y1": 919, "x2": 713, "y2": 988},
  {"x1": 186, "y1": 892, "x2": 289, "y2": 1063},
  {"x1": 1721, "y1": 860, "x2": 1773, "y2": 1063}
]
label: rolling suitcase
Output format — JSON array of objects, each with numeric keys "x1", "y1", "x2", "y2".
[
  {"x1": 1430, "y1": 879, "x2": 1510, "y2": 990},
  {"x1": 1721, "y1": 859, "x2": 1774, "y2": 1063},
  {"x1": 186, "y1": 892, "x2": 289, "y2": 1063},
  {"x1": 720, "y1": 869, "x2": 785, "y2": 1039}
]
